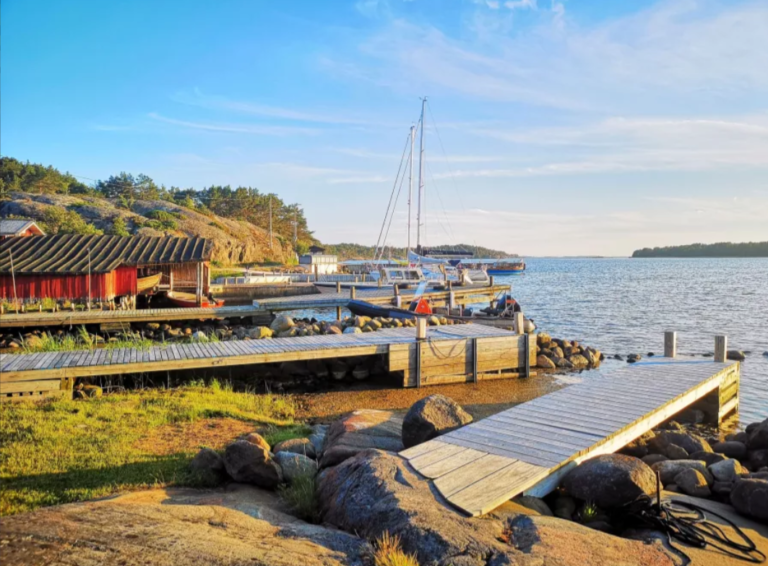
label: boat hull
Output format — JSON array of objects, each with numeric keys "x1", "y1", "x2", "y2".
[
  {"x1": 167, "y1": 292, "x2": 225, "y2": 308},
  {"x1": 487, "y1": 268, "x2": 525, "y2": 275}
]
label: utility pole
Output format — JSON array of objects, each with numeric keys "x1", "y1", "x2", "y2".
[
  {"x1": 293, "y1": 207, "x2": 298, "y2": 249},
  {"x1": 408, "y1": 124, "x2": 415, "y2": 259},
  {"x1": 269, "y1": 196, "x2": 273, "y2": 250},
  {"x1": 417, "y1": 97, "x2": 426, "y2": 251}
]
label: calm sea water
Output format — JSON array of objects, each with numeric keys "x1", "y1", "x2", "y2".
[{"x1": 497, "y1": 258, "x2": 768, "y2": 425}]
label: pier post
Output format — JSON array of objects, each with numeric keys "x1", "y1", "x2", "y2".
[
  {"x1": 714, "y1": 336, "x2": 727, "y2": 363},
  {"x1": 489, "y1": 275, "x2": 494, "y2": 288},
  {"x1": 664, "y1": 331, "x2": 677, "y2": 358},
  {"x1": 350, "y1": 286, "x2": 356, "y2": 300},
  {"x1": 514, "y1": 312, "x2": 524, "y2": 335},
  {"x1": 336, "y1": 281, "x2": 341, "y2": 294}
]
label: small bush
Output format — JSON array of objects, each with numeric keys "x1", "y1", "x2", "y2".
[
  {"x1": 374, "y1": 533, "x2": 419, "y2": 566},
  {"x1": 279, "y1": 474, "x2": 320, "y2": 523},
  {"x1": 109, "y1": 216, "x2": 130, "y2": 236},
  {"x1": 263, "y1": 424, "x2": 312, "y2": 446},
  {"x1": 40, "y1": 207, "x2": 103, "y2": 235}
]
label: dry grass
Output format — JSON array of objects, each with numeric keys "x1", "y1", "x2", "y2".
[{"x1": 374, "y1": 533, "x2": 419, "y2": 566}]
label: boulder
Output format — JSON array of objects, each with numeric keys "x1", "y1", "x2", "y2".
[
  {"x1": 623, "y1": 432, "x2": 655, "y2": 458},
  {"x1": 582, "y1": 348, "x2": 600, "y2": 366},
  {"x1": 536, "y1": 332, "x2": 551, "y2": 347},
  {"x1": 249, "y1": 326, "x2": 273, "y2": 339},
  {"x1": 270, "y1": 315, "x2": 295, "y2": 333},
  {"x1": 674, "y1": 469, "x2": 711, "y2": 498},
  {"x1": 712, "y1": 441, "x2": 747, "y2": 460},
  {"x1": 651, "y1": 460, "x2": 713, "y2": 486},
  {"x1": 274, "y1": 437, "x2": 317, "y2": 459},
  {"x1": 244, "y1": 432, "x2": 271, "y2": 452},
  {"x1": 727, "y1": 431, "x2": 750, "y2": 444},
  {"x1": 568, "y1": 354, "x2": 589, "y2": 369},
  {"x1": 562, "y1": 455, "x2": 656, "y2": 508},
  {"x1": 642, "y1": 454, "x2": 669, "y2": 466},
  {"x1": 512, "y1": 496, "x2": 553, "y2": 516},
  {"x1": 536, "y1": 355, "x2": 556, "y2": 369},
  {"x1": 552, "y1": 494, "x2": 577, "y2": 520},
  {"x1": 343, "y1": 327, "x2": 362, "y2": 334},
  {"x1": 664, "y1": 444, "x2": 689, "y2": 460},
  {"x1": 224, "y1": 440, "x2": 283, "y2": 488},
  {"x1": 401, "y1": 395, "x2": 473, "y2": 449},
  {"x1": 551, "y1": 346, "x2": 565, "y2": 358},
  {"x1": 320, "y1": 410, "x2": 404, "y2": 468},
  {"x1": 317, "y1": 450, "x2": 672, "y2": 566},
  {"x1": 747, "y1": 420, "x2": 768, "y2": 450},
  {"x1": 709, "y1": 458, "x2": 747, "y2": 482},
  {"x1": 274, "y1": 451, "x2": 318, "y2": 483},
  {"x1": 189, "y1": 447, "x2": 227, "y2": 483},
  {"x1": 750, "y1": 449, "x2": 768, "y2": 470},
  {"x1": 649, "y1": 431, "x2": 711, "y2": 456},
  {"x1": 309, "y1": 424, "x2": 328, "y2": 457},
  {"x1": 712, "y1": 481, "x2": 734, "y2": 497},
  {"x1": 689, "y1": 451, "x2": 728, "y2": 466},
  {"x1": 726, "y1": 350, "x2": 746, "y2": 361},
  {"x1": 731, "y1": 479, "x2": 768, "y2": 522}
]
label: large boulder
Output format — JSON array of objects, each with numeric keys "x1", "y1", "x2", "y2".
[
  {"x1": 274, "y1": 437, "x2": 317, "y2": 459},
  {"x1": 274, "y1": 451, "x2": 318, "y2": 483},
  {"x1": 562, "y1": 455, "x2": 657, "y2": 508},
  {"x1": 320, "y1": 410, "x2": 404, "y2": 468},
  {"x1": 317, "y1": 450, "x2": 674, "y2": 566},
  {"x1": 747, "y1": 419, "x2": 768, "y2": 450},
  {"x1": 401, "y1": 395, "x2": 473, "y2": 449},
  {"x1": 224, "y1": 440, "x2": 283, "y2": 488},
  {"x1": 189, "y1": 447, "x2": 227, "y2": 484},
  {"x1": 651, "y1": 460, "x2": 712, "y2": 486},
  {"x1": 244, "y1": 432, "x2": 271, "y2": 452},
  {"x1": 731, "y1": 479, "x2": 768, "y2": 522},
  {"x1": 712, "y1": 441, "x2": 748, "y2": 460},
  {"x1": 649, "y1": 431, "x2": 711, "y2": 456},
  {"x1": 270, "y1": 315, "x2": 295, "y2": 334}
]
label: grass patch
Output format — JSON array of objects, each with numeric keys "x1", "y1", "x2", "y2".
[
  {"x1": 262, "y1": 423, "x2": 313, "y2": 447},
  {"x1": 374, "y1": 532, "x2": 419, "y2": 566},
  {"x1": 18, "y1": 327, "x2": 155, "y2": 354},
  {"x1": 279, "y1": 474, "x2": 320, "y2": 523},
  {"x1": 0, "y1": 385, "x2": 296, "y2": 516}
]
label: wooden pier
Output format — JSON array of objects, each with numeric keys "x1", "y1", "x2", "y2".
[
  {"x1": 401, "y1": 335, "x2": 740, "y2": 517},
  {"x1": 252, "y1": 284, "x2": 509, "y2": 312},
  {"x1": 0, "y1": 324, "x2": 533, "y2": 401}
]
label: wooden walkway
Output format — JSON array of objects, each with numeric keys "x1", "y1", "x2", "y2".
[
  {"x1": 252, "y1": 284, "x2": 509, "y2": 311},
  {"x1": 0, "y1": 324, "x2": 532, "y2": 400},
  {"x1": 401, "y1": 357, "x2": 740, "y2": 517}
]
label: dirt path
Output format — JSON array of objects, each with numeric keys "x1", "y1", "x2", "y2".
[{"x1": 291, "y1": 374, "x2": 565, "y2": 423}]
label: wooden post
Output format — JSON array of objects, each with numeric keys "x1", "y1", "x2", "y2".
[
  {"x1": 196, "y1": 263, "x2": 203, "y2": 306},
  {"x1": 489, "y1": 275, "x2": 494, "y2": 288},
  {"x1": 514, "y1": 312, "x2": 524, "y2": 335},
  {"x1": 714, "y1": 335, "x2": 727, "y2": 363},
  {"x1": 664, "y1": 331, "x2": 677, "y2": 358},
  {"x1": 336, "y1": 306, "x2": 342, "y2": 321},
  {"x1": 472, "y1": 338, "x2": 478, "y2": 384},
  {"x1": 523, "y1": 333, "x2": 531, "y2": 378},
  {"x1": 169, "y1": 270, "x2": 174, "y2": 291},
  {"x1": 415, "y1": 341, "x2": 422, "y2": 388},
  {"x1": 350, "y1": 286, "x2": 356, "y2": 300},
  {"x1": 416, "y1": 317, "x2": 427, "y2": 340}
]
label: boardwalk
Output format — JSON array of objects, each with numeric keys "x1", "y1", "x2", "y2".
[
  {"x1": 0, "y1": 324, "x2": 533, "y2": 400},
  {"x1": 401, "y1": 357, "x2": 740, "y2": 516}
]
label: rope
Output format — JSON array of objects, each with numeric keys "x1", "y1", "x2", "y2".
[{"x1": 617, "y1": 473, "x2": 765, "y2": 564}]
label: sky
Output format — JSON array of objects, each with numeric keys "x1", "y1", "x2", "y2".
[{"x1": 2, "y1": 0, "x2": 768, "y2": 256}]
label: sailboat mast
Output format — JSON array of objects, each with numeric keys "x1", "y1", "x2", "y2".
[
  {"x1": 408, "y1": 125, "x2": 415, "y2": 257},
  {"x1": 416, "y1": 97, "x2": 426, "y2": 250}
]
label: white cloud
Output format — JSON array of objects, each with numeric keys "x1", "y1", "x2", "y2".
[
  {"x1": 148, "y1": 113, "x2": 319, "y2": 136},
  {"x1": 504, "y1": 0, "x2": 536, "y2": 10}
]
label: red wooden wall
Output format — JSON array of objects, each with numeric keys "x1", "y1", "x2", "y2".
[{"x1": 0, "y1": 266, "x2": 137, "y2": 301}]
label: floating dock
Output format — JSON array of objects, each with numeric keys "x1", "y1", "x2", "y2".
[
  {"x1": 0, "y1": 323, "x2": 533, "y2": 401},
  {"x1": 401, "y1": 354, "x2": 740, "y2": 517}
]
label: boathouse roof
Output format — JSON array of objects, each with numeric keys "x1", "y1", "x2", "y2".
[
  {"x1": 0, "y1": 219, "x2": 45, "y2": 237},
  {"x1": 0, "y1": 235, "x2": 212, "y2": 274}
]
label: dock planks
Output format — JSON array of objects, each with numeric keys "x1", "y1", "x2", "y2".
[{"x1": 401, "y1": 357, "x2": 740, "y2": 517}]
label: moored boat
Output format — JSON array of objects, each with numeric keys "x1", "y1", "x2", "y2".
[
  {"x1": 487, "y1": 259, "x2": 526, "y2": 275},
  {"x1": 166, "y1": 291, "x2": 225, "y2": 308}
]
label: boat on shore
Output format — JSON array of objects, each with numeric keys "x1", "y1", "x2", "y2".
[{"x1": 166, "y1": 291, "x2": 225, "y2": 308}]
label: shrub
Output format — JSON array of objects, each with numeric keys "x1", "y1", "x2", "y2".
[
  {"x1": 41, "y1": 207, "x2": 103, "y2": 235},
  {"x1": 374, "y1": 533, "x2": 419, "y2": 566},
  {"x1": 146, "y1": 210, "x2": 180, "y2": 231},
  {"x1": 109, "y1": 216, "x2": 130, "y2": 236},
  {"x1": 262, "y1": 424, "x2": 312, "y2": 446}
]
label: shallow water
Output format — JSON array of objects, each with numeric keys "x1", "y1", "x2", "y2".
[{"x1": 501, "y1": 258, "x2": 768, "y2": 425}]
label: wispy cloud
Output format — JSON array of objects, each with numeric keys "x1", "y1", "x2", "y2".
[
  {"x1": 147, "y1": 113, "x2": 319, "y2": 136},
  {"x1": 172, "y1": 89, "x2": 371, "y2": 126},
  {"x1": 327, "y1": 175, "x2": 389, "y2": 184}
]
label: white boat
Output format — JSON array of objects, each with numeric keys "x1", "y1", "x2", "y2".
[{"x1": 314, "y1": 266, "x2": 446, "y2": 294}]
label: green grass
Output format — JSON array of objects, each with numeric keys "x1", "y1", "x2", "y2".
[
  {"x1": 262, "y1": 423, "x2": 313, "y2": 447},
  {"x1": 0, "y1": 384, "x2": 296, "y2": 516},
  {"x1": 279, "y1": 474, "x2": 320, "y2": 523},
  {"x1": 373, "y1": 533, "x2": 419, "y2": 566},
  {"x1": 18, "y1": 327, "x2": 155, "y2": 354}
]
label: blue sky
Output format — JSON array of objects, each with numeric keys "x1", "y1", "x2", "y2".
[{"x1": 2, "y1": 0, "x2": 767, "y2": 256}]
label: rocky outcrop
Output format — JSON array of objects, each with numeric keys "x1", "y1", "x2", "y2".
[
  {"x1": 649, "y1": 430, "x2": 711, "y2": 457},
  {"x1": 731, "y1": 479, "x2": 768, "y2": 522},
  {"x1": 317, "y1": 450, "x2": 674, "y2": 566},
  {"x1": 401, "y1": 394, "x2": 473, "y2": 448},
  {"x1": 652, "y1": 460, "x2": 712, "y2": 486},
  {"x1": 274, "y1": 451, "x2": 318, "y2": 483},
  {"x1": 0, "y1": 486, "x2": 371, "y2": 566},
  {"x1": 320, "y1": 410, "x2": 403, "y2": 468},
  {"x1": 674, "y1": 468, "x2": 711, "y2": 497},
  {"x1": 562, "y1": 455, "x2": 657, "y2": 508},
  {"x1": 0, "y1": 191, "x2": 293, "y2": 265}
]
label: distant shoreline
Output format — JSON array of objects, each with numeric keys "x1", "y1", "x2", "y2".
[{"x1": 632, "y1": 241, "x2": 768, "y2": 258}]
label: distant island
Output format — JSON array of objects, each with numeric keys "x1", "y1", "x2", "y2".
[
  {"x1": 324, "y1": 243, "x2": 514, "y2": 260},
  {"x1": 632, "y1": 241, "x2": 768, "y2": 258}
]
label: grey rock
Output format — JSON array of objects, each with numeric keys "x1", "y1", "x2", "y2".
[
  {"x1": 224, "y1": 440, "x2": 283, "y2": 488},
  {"x1": 726, "y1": 350, "x2": 746, "y2": 361},
  {"x1": 651, "y1": 460, "x2": 713, "y2": 486},
  {"x1": 731, "y1": 479, "x2": 768, "y2": 522},
  {"x1": 664, "y1": 444, "x2": 689, "y2": 460},
  {"x1": 674, "y1": 469, "x2": 711, "y2": 498},
  {"x1": 749, "y1": 449, "x2": 768, "y2": 470},
  {"x1": 747, "y1": 420, "x2": 768, "y2": 450},
  {"x1": 709, "y1": 458, "x2": 748, "y2": 482},
  {"x1": 689, "y1": 451, "x2": 728, "y2": 466},
  {"x1": 553, "y1": 495, "x2": 577, "y2": 520},
  {"x1": 309, "y1": 425, "x2": 328, "y2": 457},
  {"x1": 320, "y1": 410, "x2": 403, "y2": 468},
  {"x1": 401, "y1": 394, "x2": 473, "y2": 449},
  {"x1": 641, "y1": 454, "x2": 669, "y2": 466},
  {"x1": 726, "y1": 431, "x2": 750, "y2": 444},
  {"x1": 189, "y1": 448, "x2": 227, "y2": 483},
  {"x1": 512, "y1": 496, "x2": 553, "y2": 516},
  {"x1": 563, "y1": 455, "x2": 656, "y2": 509},
  {"x1": 623, "y1": 432, "x2": 654, "y2": 458},
  {"x1": 274, "y1": 437, "x2": 317, "y2": 459},
  {"x1": 712, "y1": 481, "x2": 733, "y2": 496},
  {"x1": 712, "y1": 441, "x2": 748, "y2": 460},
  {"x1": 274, "y1": 451, "x2": 318, "y2": 483},
  {"x1": 270, "y1": 315, "x2": 294, "y2": 333},
  {"x1": 649, "y1": 431, "x2": 712, "y2": 456}
]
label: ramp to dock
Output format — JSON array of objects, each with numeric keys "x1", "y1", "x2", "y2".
[{"x1": 401, "y1": 358, "x2": 740, "y2": 517}]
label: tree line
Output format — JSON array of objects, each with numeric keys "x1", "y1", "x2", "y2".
[
  {"x1": 632, "y1": 242, "x2": 768, "y2": 258},
  {"x1": 0, "y1": 157, "x2": 313, "y2": 247}
]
